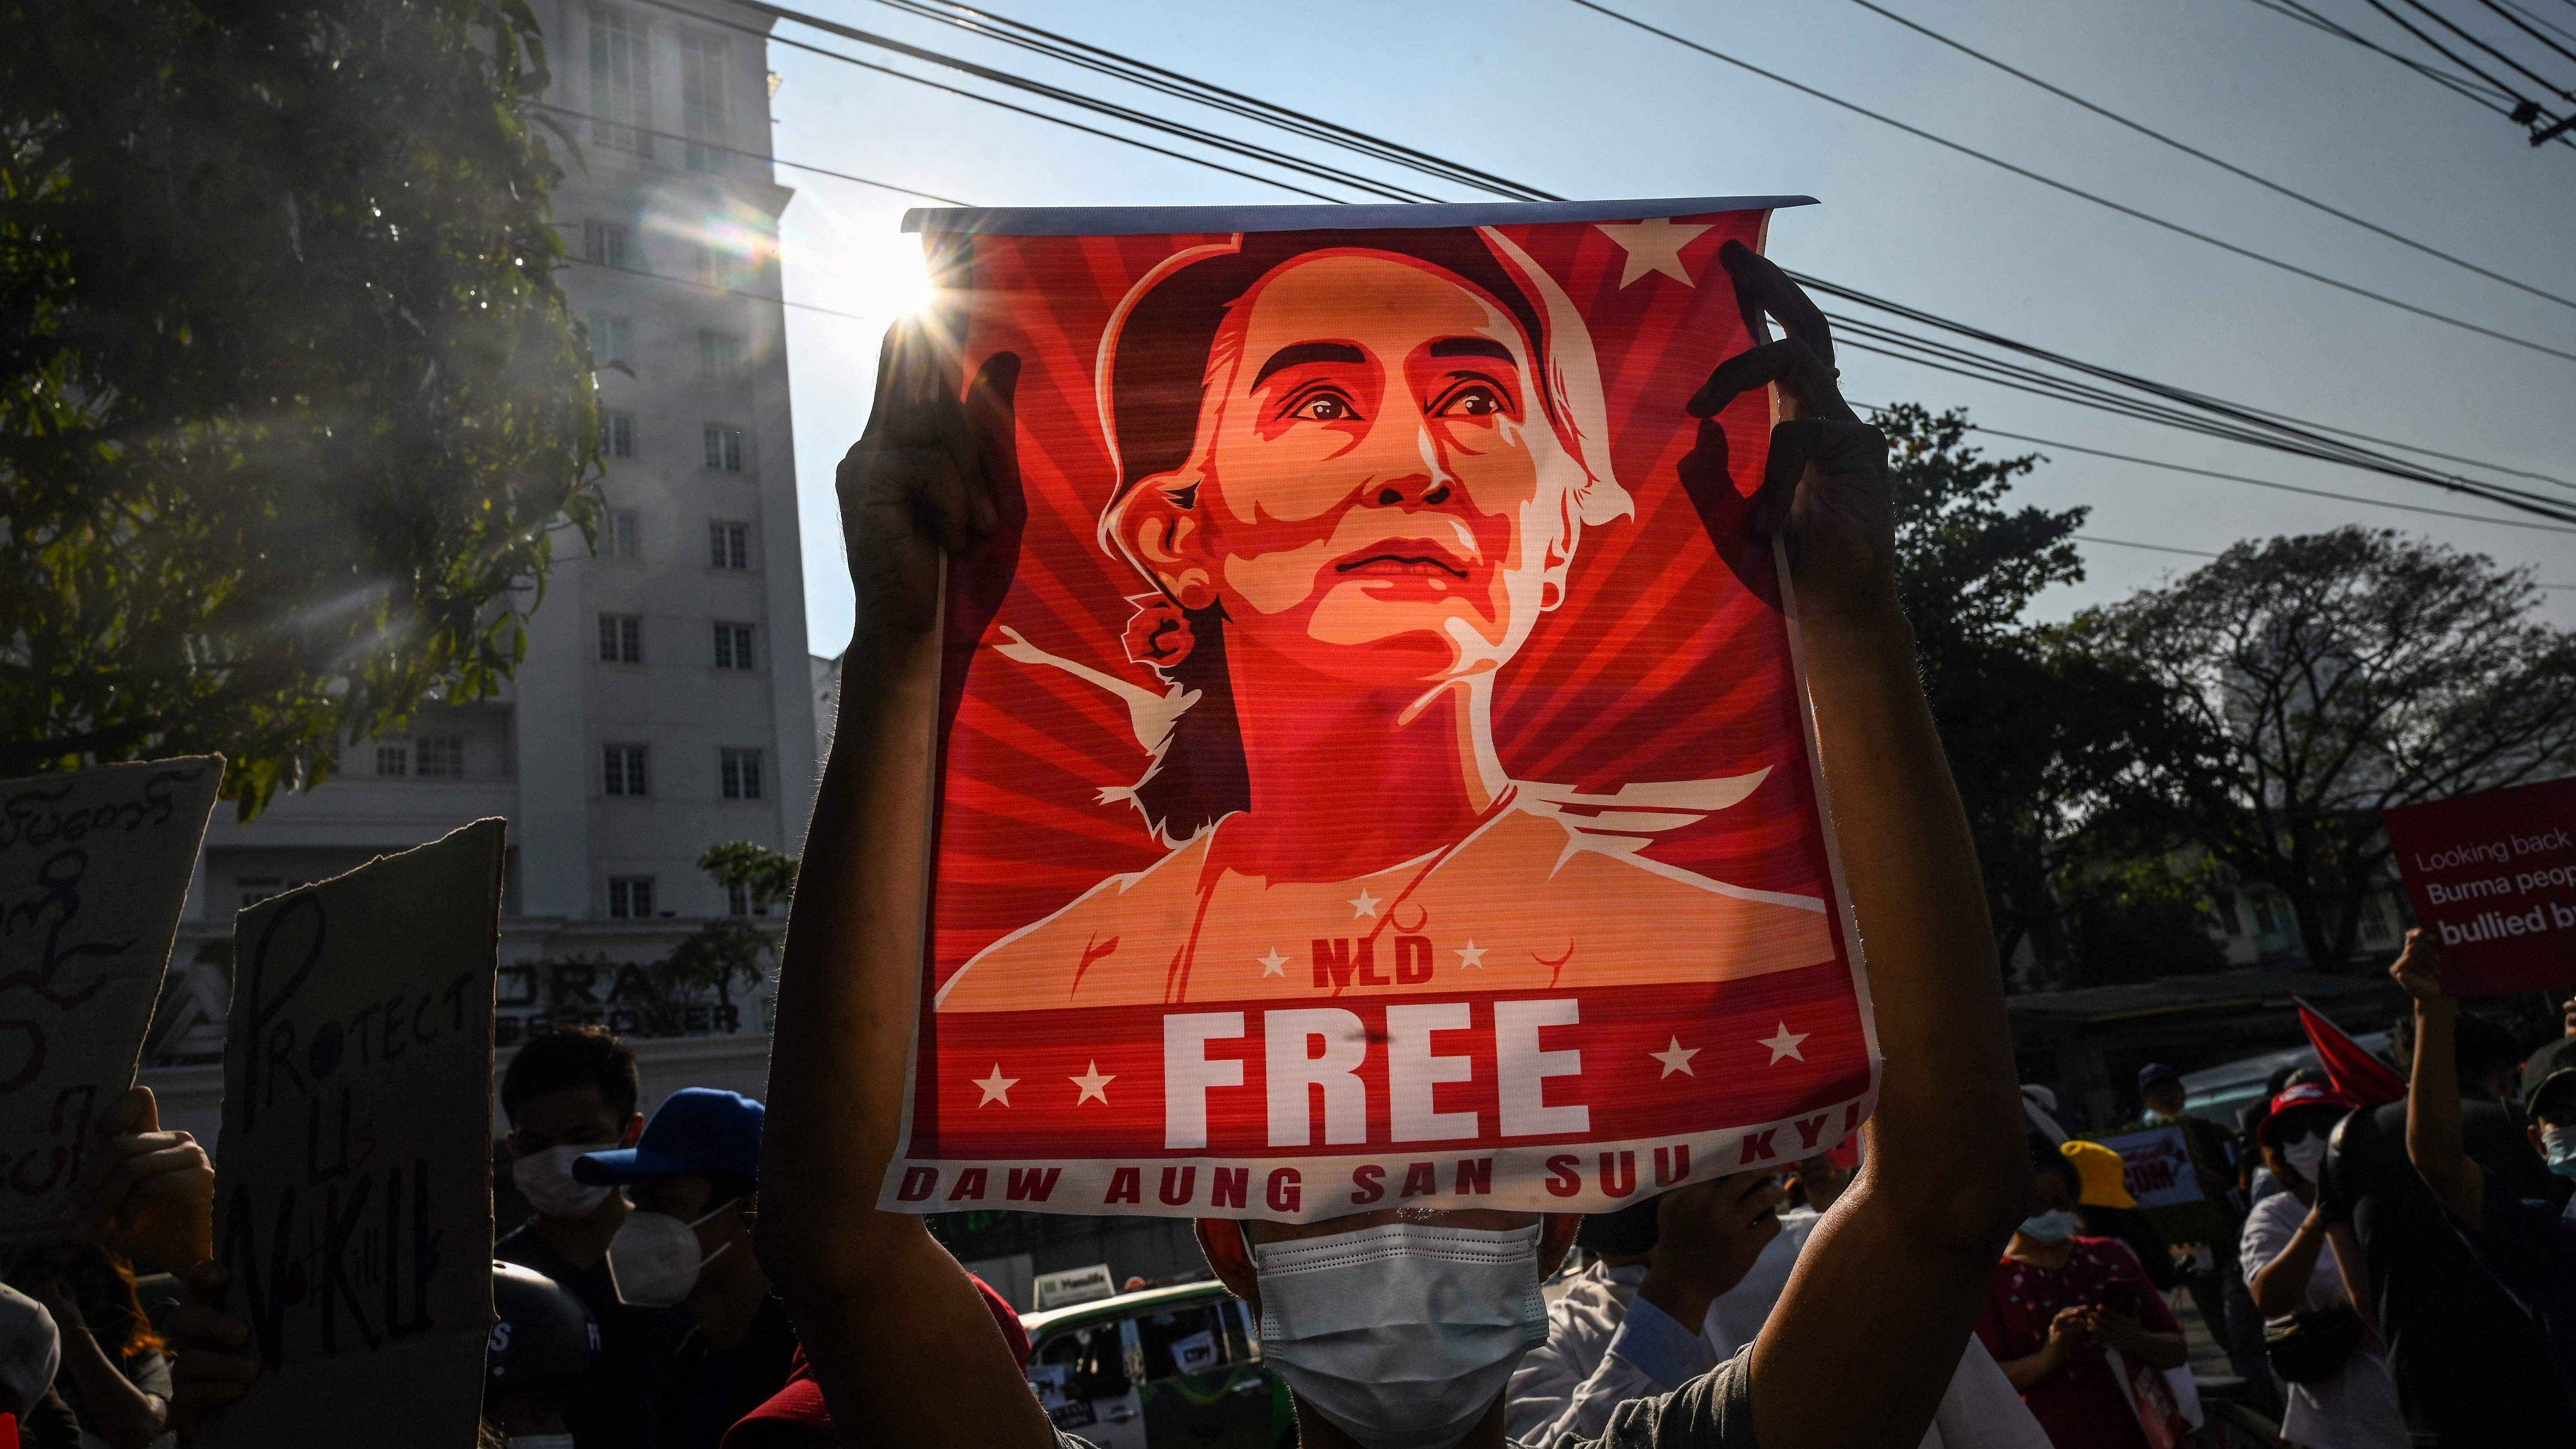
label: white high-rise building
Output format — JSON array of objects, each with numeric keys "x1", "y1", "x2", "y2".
[{"x1": 149, "y1": 0, "x2": 810, "y2": 1134}]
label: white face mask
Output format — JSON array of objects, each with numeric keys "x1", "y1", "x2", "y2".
[
  {"x1": 512, "y1": 1144, "x2": 613, "y2": 1221},
  {"x1": 2018, "y1": 1209, "x2": 2081, "y2": 1243},
  {"x1": 2282, "y1": 1132, "x2": 2328, "y2": 1184},
  {"x1": 1252, "y1": 1222, "x2": 1547, "y2": 1449},
  {"x1": 605, "y1": 1204, "x2": 733, "y2": 1308}
]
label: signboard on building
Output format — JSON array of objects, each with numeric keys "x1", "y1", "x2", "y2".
[
  {"x1": 1033, "y1": 1263, "x2": 1117, "y2": 1312},
  {"x1": 2385, "y1": 776, "x2": 2576, "y2": 996}
]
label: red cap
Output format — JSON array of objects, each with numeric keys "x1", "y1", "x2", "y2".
[{"x1": 2260, "y1": 1081, "x2": 2363, "y2": 1144}]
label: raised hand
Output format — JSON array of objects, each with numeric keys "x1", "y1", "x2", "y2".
[
  {"x1": 64, "y1": 1085, "x2": 213, "y2": 1274},
  {"x1": 1680, "y1": 241, "x2": 1894, "y2": 626},
  {"x1": 836, "y1": 317, "x2": 1021, "y2": 640},
  {"x1": 2389, "y1": 928, "x2": 2450, "y2": 1010}
]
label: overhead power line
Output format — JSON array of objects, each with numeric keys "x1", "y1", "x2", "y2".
[
  {"x1": 537, "y1": 103, "x2": 969, "y2": 203},
  {"x1": 724, "y1": 0, "x2": 2576, "y2": 525},
  {"x1": 2390, "y1": 0, "x2": 2576, "y2": 100},
  {"x1": 2479, "y1": 0, "x2": 2576, "y2": 69},
  {"x1": 2239, "y1": 0, "x2": 2576, "y2": 145},
  {"x1": 1845, "y1": 0, "x2": 2576, "y2": 314},
  {"x1": 1562, "y1": 0, "x2": 2576, "y2": 364}
]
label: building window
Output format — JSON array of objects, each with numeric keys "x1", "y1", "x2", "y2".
[
  {"x1": 582, "y1": 219, "x2": 628, "y2": 269},
  {"x1": 607, "y1": 875, "x2": 656, "y2": 918},
  {"x1": 709, "y1": 521, "x2": 750, "y2": 569},
  {"x1": 375, "y1": 744, "x2": 409, "y2": 778},
  {"x1": 415, "y1": 736, "x2": 465, "y2": 779},
  {"x1": 720, "y1": 748, "x2": 764, "y2": 800},
  {"x1": 588, "y1": 315, "x2": 633, "y2": 368},
  {"x1": 697, "y1": 330, "x2": 741, "y2": 381},
  {"x1": 597, "y1": 613, "x2": 643, "y2": 664},
  {"x1": 679, "y1": 32, "x2": 731, "y2": 172},
  {"x1": 2252, "y1": 893, "x2": 2280, "y2": 936},
  {"x1": 693, "y1": 244, "x2": 752, "y2": 291},
  {"x1": 605, "y1": 509, "x2": 642, "y2": 560},
  {"x1": 703, "y1": 425, "x2": 744, "y2": 472},
  {"x1": 726, "y1": 881, "x2": 767, "y2": 916},
  {"x1": 2357, "y1": 893, "x2": 2395, "y2": 944},
  {"x1": 2210, "y1": 890, "x2": 2240, "y2": 936},
  {"x1": 603, "y1": 743, "x2": 649, "y2": 797},
  {"x1": 606, "y1": 411, "x2": 634, "y2": 458},
  {"x1": 587, "y1": 5, "x2": 654, "y2": 157},
  {"x1": 713, "y1": 622, "x2": 757, "y2": 670}
]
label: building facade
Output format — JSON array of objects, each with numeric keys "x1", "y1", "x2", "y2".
[{"x1": 146, "y1": 0, "x2": 809, "y2": 1136}]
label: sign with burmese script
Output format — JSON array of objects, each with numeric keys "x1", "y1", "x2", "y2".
[
  {"x1": 2385, "y1": 776, "x2": 2576, "y2": 996},
  {"x1": 887, "y1": 198, "x2": 1874, "y2": 1221},
  {"x1": 202, "y1": 820, "x2": 503, "y2": 1449},
  {"x1": 0, "y1": 758, "x2": 222, "y2": 1243}
]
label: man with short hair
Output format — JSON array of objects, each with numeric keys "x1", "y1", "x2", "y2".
[
  {"x1": 576, "y1": 1087, "x2": 796, "y2": 1449},
  {"x1": 497, "y1": 1024, "x2": 686, "y2": 1447},
  {"x1": 2115, "y1": 1063, "x2": 2248, "y2": 1381}
]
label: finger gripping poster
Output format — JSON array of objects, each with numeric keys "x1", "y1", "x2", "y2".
[{"x1": 889, "y1": 198, "x2": 1877, "y2": 1221}]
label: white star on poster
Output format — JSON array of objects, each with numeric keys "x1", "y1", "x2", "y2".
[
  {"x1": 1456, "y1": 939, "x2": 1487, "y2": 968},
  {"x1": 973, "y1": 1065, "x2": 1019, "y2": 1107},
  {"x1": 1597, "y1": 218, "x2": 1713, "y2": 287},
  {"x1": 1349, "y1": 888, "x2": 1381, "y2": 918},
  {"x1": 1760, "y1": 1023, "x2": 1809, "y2": 1064},
  {"x1": 1258, "y1": 948, "x2": 1289, "y2": 977},
  {"x1": 1071, "y1": 1061, "x2": 1115, "y2": 1105},
  {"x1": 1650, "y1": 1036, "x2": 1701, "y2": 1078}
]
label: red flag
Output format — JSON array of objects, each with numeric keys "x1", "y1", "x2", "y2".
[{"x1": 2293, "y1": 995, "x2": 2407, "y2": 1108}]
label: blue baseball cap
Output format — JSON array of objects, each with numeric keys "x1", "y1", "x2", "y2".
[{"x1": 575, "y1": 1087, "x2": 763, "y2": 1185}]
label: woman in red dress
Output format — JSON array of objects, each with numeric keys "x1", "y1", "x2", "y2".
[{"x1": 1977, "y1": 1144, "x2": 2191, "y2": 1448}]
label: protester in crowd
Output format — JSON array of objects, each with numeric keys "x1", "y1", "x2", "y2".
[
  {"x1": 1976, "y1": 1142, "x2": 2188, "y2": 1449},
  {"x1": 2522, "y1": 995, "x2": 2576, "y2": 1105},
  {"x1": 0, "y1": 1282, "x2": 79, "y2": 1449},
  {"x1": 764, "y1": 244, "x2": 2034, "y2": 1448},
  {"x1": 496, "y1": 1025, "x2": 688, "y2": 1447},
  {"x1": 2114, "y1": 1064, "x2": 2242, "y2": 1369},
  {"x1": 489, "y1": 1261, "x2": 603, "y2": 1449},
  {"x1": 2387, "y1": 930, "x2": 2576, "y2": 1415},
  {"x1": 5, "y1": 1245, "x2": 169, "y2": 1449},
  {"x1": 2237, "y1": 1083, "x2": 2407, "y2": 1449},
  {"x1": 2060, "y1": 1141, "x2": 2178, "y2": 1294},
  {"x1": 1785, "y1": 1153, "x2": 1852, "y2": 1215},
  {"x1": 2379, "y1": 998, "x2": 2561, "y2": 1210},
  {"x1": 721, "y1": 1275, "x2": 1032, "y2": 1449},
  {"x1": 2243, "y1": 1066, "x2": 2327, "y2": 1208},
  {"x1": 572, "y1": 1087, "x2": 795, "y2": 1449},
  {"x1": 1508, "y1": 1172, "x2": 1786, "y2": 1443}
]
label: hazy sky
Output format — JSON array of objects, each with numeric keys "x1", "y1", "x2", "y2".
[{"x1": 760, "y1": 0, "x2": 2576, "y2": 652}]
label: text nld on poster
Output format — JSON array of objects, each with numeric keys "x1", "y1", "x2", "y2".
[{"x1": 884, "y1": 198, "x2": 1881, "y2": 1221}]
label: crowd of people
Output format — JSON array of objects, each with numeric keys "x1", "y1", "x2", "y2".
[{"x1": 9, "y1": 245, "x2": 2575, "y2": 1449}]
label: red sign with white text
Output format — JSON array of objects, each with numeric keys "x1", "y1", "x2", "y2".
[
  {"x1": 2384, "y1": 776, "x2": 2576, "y2": 996},
  {"x1": 882, "y1": 198, "x2": 1876, "y2": 1220}
]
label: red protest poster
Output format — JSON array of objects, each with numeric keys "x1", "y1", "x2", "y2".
[
  {"x1": 2385, "y1": 776, "x2": 2576, "y2": 997},
  {"x1": 884, "y1": 198, "x2": 1876, "y2": 1220}
]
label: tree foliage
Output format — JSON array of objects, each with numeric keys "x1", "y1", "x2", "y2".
[
  {"x1": 697, "y1": 840, "x2": 798, "y2": 911},
  {"x1": 1880, "y1": 405, "x2": 2186, "y2": 980},
  {"x1": 2079, "y1": 527, "x2": 2576, "y2": 969},
  {"x1": 656, "y1": 842, "x2": 801, "y2": 1009},
  {"x1": 1, "y1": 0, "x2": 599, "y2": 814}
]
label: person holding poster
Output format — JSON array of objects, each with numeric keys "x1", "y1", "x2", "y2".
[{"x1": 763, "y1": 212, "x2": 2031, "y2": 1449}]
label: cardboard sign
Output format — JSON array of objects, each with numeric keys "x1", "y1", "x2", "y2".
[
  {"x1": 2385, "y1": 777, "x2": 2576, "y2": 996},
  {"x1": 0, "y1": 758, "x2": 221, "y2": 1243},
  {"x1": 2094, "y1": 1126, "x2": 2205, "y2": 1211},
  {"x1": 884, "y1": 197, "x2": 1875, "y2": 1221},
  {"x1": 201, "y1": 820, "x2": 504, "y2": 1449}
]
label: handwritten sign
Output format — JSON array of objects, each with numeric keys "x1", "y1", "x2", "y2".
[
  {"x1": 202, "y1": 819, "x2": 504, "y2": 1449},
  {"x1": 2385, "y1": 777, "x2": 2576, "y2": 996},
  {"x1": 0, "y1": 757, "x2": 221, "y2": 1244},
  {"x1": 2093, "y1": 1126, "x2": 2204, "y2": 1211}
]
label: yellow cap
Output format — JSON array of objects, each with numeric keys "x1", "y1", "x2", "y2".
[{"x1": 2062, "y1": 1140, "x2": 2136, "y2": 1210}]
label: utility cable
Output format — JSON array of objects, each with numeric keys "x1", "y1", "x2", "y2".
[
  {"x1": 2241, "y1": 0, "x2": 2576, "y2": 145},
  {"x1": 2480, "y1": 0, "x2": 2576, "y2": 68},
  {"x1": 2392, "y1": 0, "x2": 2576, "y2": 100},
  {"x1": 1846, "y1": 0, "x2": 2576, "y2": 313},
  {"x1": 1563, "y1": 0, "x2": 2576, "y2": 364},
  {"x1": 536, "y1": 103, "x2": 970, "y2": 203},
  {"x1": 2499, "y1": 0, "x2": 2576, "y2": 50}
]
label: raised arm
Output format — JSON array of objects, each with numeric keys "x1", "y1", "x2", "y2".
[
  {"x1": 1702, "y1": 244, "x2": 2029, "y2": 1449},
  {"x1": 757, "y1": 320, "x2": 1054, "y2": 1449},
  {"x1": 2390, "y1": 929, "x2": 2484, "y2": 1227}
]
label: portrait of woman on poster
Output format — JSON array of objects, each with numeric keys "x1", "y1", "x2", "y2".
[{"x1": 935, "y1": 228, "x2": 1837, "y2": 1015}]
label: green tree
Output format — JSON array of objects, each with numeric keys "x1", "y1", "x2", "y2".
[
  {"x1": 654, "y1": 842, "x2": 802, "y2": 1012},
  {"x1": 1, "y1": 0, "x2": 599, "y2": 815},
  {"x1": 1879, "y1": 405, "x2": 2187, "y2": 980},
  {"x1": 2080, "y1": 528, "x2": 2576, "y2": 969},
  {"x1": 697, "y1": 840, "x2": 799, "y2": 912}
]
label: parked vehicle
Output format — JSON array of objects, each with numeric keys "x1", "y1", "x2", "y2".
[
  {"x1": 2179, "y1": 1031, "x2": 2392, "y2": 1130},
  {"x1": 1022, "y1": 1279, "x2": 1295, "y2": 1448}
]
